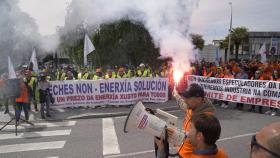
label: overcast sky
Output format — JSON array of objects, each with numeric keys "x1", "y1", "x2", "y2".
[{"x1": 19, "y1": 0, "x2": 280, "y2": 43}]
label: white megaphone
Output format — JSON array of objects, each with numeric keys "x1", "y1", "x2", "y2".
[
  {"x1": 124, "y1": 101, "x2": 186, "y2": 146},
  {"x1": 124, "y1": 101, "x2": 166, "y2": 137}
]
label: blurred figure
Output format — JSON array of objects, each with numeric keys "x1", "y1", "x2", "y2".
[
  {"x1": 221, "y1": 68, "x2": 234, "y2": 109},
  {"x1": 137, "y1": 63, "x2": 148, "y2": 77},
  {"x1": 265, "y1": 70, "x2": 279, "y2": 116},
  {"x1": 105, "y1": 68, "x2": 116, "y2": 79},
  {"x1": 235, "y1": 68, "x2": 248, "y2": 110},
  {"x1": 24, "y1": 70, "x2": 38, "y2": 111},
  {"x1": 117, "y1": 67, "x2": 127, "y2": 78},
  {"x1": 65, "y1": 71, "x2": 75, "y2": 80},
  {"x1": 249, "y1": 71, "x2": 264, "y2": 113},
  {"x1": 250, "y1": 122, "x2": 280, "y2": 158},
  {"x1": 93, "y1": 67, "x2": 103, "y2": 80},
  {"x1": 15, "y1": 76, "x2": 31, "y2": 122},
  {"x1": 38, "y1": 72, "x2": 51, "y2": 119}
]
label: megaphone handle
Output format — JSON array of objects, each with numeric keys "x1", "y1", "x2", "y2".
[{"x1": 164, "y1": 126, "x2": 170, "y2": 158}]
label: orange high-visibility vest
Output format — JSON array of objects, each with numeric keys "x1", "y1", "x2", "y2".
[
  {"x1": 15, "y1": 81, "x2": 29, "y2": 103},
  {"x1": 179, "y1": 110, "x2": 215, "y2": 157},
  {"x1": 182, "y1": 149, "x2": 228, "y2": 158}
]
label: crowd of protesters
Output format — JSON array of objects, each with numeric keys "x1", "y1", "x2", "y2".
[
  {"x1": 0, "y1": 62, "x2": 172, "y2": 115},
  {"x1": 1, "y1": 58, "x2": 280, "y2": 116},
  {"x1": 187, "y1": 58, "x2": 280, "y2": 116}
]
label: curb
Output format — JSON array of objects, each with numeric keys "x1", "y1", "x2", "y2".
[{"x1": 66, "y1": 106, "x2": 180, "y2": 120}]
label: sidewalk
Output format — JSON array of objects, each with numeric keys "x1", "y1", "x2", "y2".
[{"x1": 0, "y1": 100, "x2": 179, "y2": 122}]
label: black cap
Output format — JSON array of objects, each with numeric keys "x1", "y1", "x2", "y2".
[{"x1": 182, "y1": 83, "x2": 204, "y2": 98}]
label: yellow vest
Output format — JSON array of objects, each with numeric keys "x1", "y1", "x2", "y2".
[
  {"x1": 78, "y1": 73, "x2": 82, "y2": 80},
  {"x1": 93, "y1": 75, "x2": 102, "y2": 80},
  {"x1": 117, "y1": 73, "x2": 127, "y2": 78},
  {"x1": 27, "y1": 77, "x2": 36, "y2": 90},
  {"x1": 82, "y1": 73, "x2": 89, "y2": 80},
  {"x1": 105, "y1": 74, "x2": 116, "y2": 79},
  {"x1": 60, "y1": 72, "x2": 66, "y2": 80},
  {"x1": 137, "y1": 70, "x2": 148, "y2": 77}
]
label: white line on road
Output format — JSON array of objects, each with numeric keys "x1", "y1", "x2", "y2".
[
  {"x1": 2, "y1": 121, "x2": 76, "y2": 131},
  {"x1": 103, "y1": 118, "x2": 120, "y2": 155},
  {"x1": 0, "y1": 141, "x2": 66, "y2": 154},
  {"x1": 56, "y1": 108, "x2": 66, "y2": 112},
  {"x1": 218, "y1": 132, "x2": 255, "y2": 142},
  {"x1": 0, "y1": 129, "x2": 71, "y2": 140},
  {"x1": 104, "y1": 132, "x2": 255, "y2": 158}
]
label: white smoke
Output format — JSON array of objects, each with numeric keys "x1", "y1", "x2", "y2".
[
  {"x1": 0, "y1": 0, "x2": 41, "y2": 72},
  {"x1": 65, "y1": 0, "x2": 198, "y2": 72}
]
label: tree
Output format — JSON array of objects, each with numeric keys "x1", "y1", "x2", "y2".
[
  {"x1": 230, "y1": 27, "x2": 249, "y2": 61},
  {"x1": 190, "y1": 34, "x2": 205, "y2": 51},
  {"x1": 58, "y1": 20, "x2": 163, "y2": 68}
]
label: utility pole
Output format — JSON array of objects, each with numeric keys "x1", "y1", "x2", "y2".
[{"x1": 227, "y1": 2, "x2": 233, "y2": 62}]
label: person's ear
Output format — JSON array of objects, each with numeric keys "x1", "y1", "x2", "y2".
[{"x1": 196, "y1": 132, "x2": 203, "y2": 141}]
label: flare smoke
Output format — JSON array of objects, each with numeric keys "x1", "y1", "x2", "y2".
[{"x1": 65, "y1": 0, "x2": 198, "y2": 71}]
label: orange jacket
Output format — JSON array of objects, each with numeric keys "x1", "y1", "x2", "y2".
[
  {"x1": 183, "y1": 149, "x2": 228, "y2": 158},
  {"x1": 179, "y1": 108, "x2": 215, "y2": 157},
  {"x1": 15, "y1": 81, "x2": 30, "y2": 103},
  {"x1": 223, "y1": 74, "x2": 233, "y2": 79}
]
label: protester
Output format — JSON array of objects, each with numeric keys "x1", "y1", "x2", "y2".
[
  {"x1": 171, "y1": 83, "x2": 216, "y2": 157},
  {"x1": 235, "y1": 67, "x2": 248, "y2": 110},
  {"x1": 38, "y1": 72, "x2": 51, "y2": 119},
  {"x1": 24, "y1": 70, "x2": 38, "y2": 111},
  {"x1": 155, "y1": 114, "x2": 228, "y2": 158},
  {"x1": 15, "y1": 76, "x2": 31, "y2": 122},
  {"x1": 265, "y1": 70, "x2": 279, "y2": 116},
  {"x1": 250, "y1": 122, "x2": 280, "y2": 158}
]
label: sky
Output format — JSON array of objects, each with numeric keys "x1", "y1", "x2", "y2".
[{"x1": 19, "y1": 0, "x2": 280, "y2": 43}]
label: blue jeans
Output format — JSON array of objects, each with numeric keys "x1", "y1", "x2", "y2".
[
  {"x1": 41, "y1": 95, "x2": 50, "y2": 117},
  {"x1": 15, "y1": 102, "x2": 29, "y2": 121}
]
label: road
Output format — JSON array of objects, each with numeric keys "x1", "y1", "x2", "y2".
[{"x1": 0, "y1": 104, "x2": 279, "y2": 158}]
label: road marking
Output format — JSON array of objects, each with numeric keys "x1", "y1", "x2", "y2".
[
  {"x1": 0, "y1": 141, "x2": 66, "y2": 154},
  {"x1": 104, "y1": 132, "x2": 255, "y2": 158},
  {"x1": 218, "y1": 132, "x2": 255, "y2": 142},
  {"x1": 104, "y1": 149, "x2": 154, "y2": 158},
  {"x1": 56, "y1": 108, "x2": 65, "y2": 112},
  {"x1": 0, "y1": 129, "x2": 71, "y2": 140},
  {"x1": 103, "y1": 118, "x2": 120, "y2": 155},
  {"x1": 2, "y1": 121, "x2": 76, "y2": 131}
]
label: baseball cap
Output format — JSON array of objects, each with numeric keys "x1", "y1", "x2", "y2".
[{"x1": 182, "y1": 83, "x2": 204, "y2": 98}]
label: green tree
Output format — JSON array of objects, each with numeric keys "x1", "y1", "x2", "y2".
[
  {"x1": 58, "y1": 20, "x2": 163, "y2": 68},
  {"x1": 230, "y1": 27, "x2": 249, "y2": 61},
  {"x1": 190, "y1": 34, "x2": 205, "y2": 51}
]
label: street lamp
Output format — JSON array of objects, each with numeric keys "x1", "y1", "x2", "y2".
[{"x1": 227, "y1": 2, "x2": 233, "y2": 62}]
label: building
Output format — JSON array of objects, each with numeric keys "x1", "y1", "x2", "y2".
[
  {"x1": 249, "y1": 32, "x2": 280, "y2": 60},
  {"x1": 198, "y1": 44, "x2": 225, "y2": 64}
]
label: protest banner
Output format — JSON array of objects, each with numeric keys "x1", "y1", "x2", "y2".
[
  {"x1": 188, "y1": 75, "x2": 280, "y2": 109},
  {"x1": 49, "y1": 78, "x2": 168, "y2": 108}
]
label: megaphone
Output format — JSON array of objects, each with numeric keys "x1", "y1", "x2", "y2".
[
  {"x1": 124, "y1": 101, "x2": 186, "y2": 146},
  {"x1": 124, "y1": 101, "x2": 166, "y2": 137}
]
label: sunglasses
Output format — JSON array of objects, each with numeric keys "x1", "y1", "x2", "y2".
[{"x1": 251, "y1": 135, "x2": 280, "y2": 157}]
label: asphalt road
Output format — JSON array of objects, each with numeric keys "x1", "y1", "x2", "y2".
[{"x1": 0, "y1": 103, "x2": 279, "y2": 158}]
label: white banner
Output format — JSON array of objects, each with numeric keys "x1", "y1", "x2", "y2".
[
  {"x1": 50, "y1": 78, "x2": 168, "y2": 107},
  {"x1": 188, "y1": 75, "x2": 280, "y2": 109}
]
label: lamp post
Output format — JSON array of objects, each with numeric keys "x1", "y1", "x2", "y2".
[{"x1": 227, "y1": 2, "x2": 233, "y2": 62}]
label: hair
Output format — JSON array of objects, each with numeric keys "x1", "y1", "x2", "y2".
[{"x1": 191, "y1": 113, "x2": 221, "y2": 146}]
